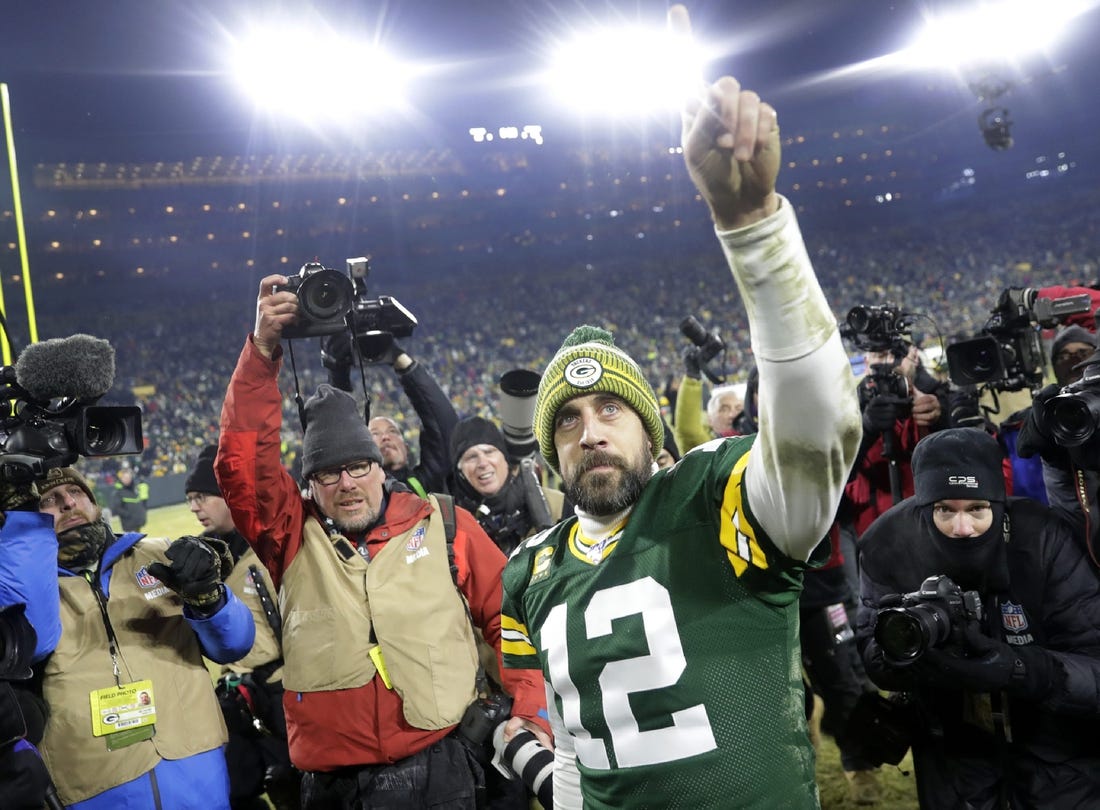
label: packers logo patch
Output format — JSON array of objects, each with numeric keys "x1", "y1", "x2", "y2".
[
  {"x1": 564, "y1": 357, "x2": 603, "y2": 388},
  {"x1": 530, "y1": 547, "x2": 554, "y2": 584}
]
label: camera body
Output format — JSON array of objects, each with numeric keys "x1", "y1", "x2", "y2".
[
  {"x1": 457, "y1": 692, "x2": 513, "y2": 747},
  {"x1": 946, "y1": 287, "x2": 1091, "y2": 391},
  {"x1": 857, "y1": 365, "x2": 912, "y2": 413},
  {"x1": 680, "y1": 315, "x2": 726, "y2": 383},
  {"x1": 841, "y1": 304, "x2": 912, "y2": 354},
  {"x1": 349, "y1": 295, "x2": 417, "y2": 362},
  {"x1": 874, "y1": 574, "x2": 983, "y2": 664},
  {"x1": 273, "y1": 262, "x2": 355, "y2": 340}
]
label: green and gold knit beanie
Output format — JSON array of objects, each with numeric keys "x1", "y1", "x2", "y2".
[{"x1": 534, "y1": 325, "x2": 664, "y2": 475}]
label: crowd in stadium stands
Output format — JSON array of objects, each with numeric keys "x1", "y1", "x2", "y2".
[{"x1": 23, "y1": 174, "x2": 1092, "y2": 490}]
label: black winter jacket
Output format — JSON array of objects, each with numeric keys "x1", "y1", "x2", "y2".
[{"x1": 856, "y1": 497, "x2": 1100, "y2": 809}]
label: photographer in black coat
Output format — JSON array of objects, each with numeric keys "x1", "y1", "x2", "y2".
[{"x1": 856, "y1": 428, "x2": 1100, "y2": 809}]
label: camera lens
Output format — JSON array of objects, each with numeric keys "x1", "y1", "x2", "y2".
[
  {"x1": 78, "y1": 406, "x2": 144, "y2": 457},
  {"x1": 874, "y1": 602, "x2": 953, "y2": 663},
  {"x1": 298, "y1": 270, "x2": 353, "y2": 321},
  {"x1": 680, "y1": 316, "x2": 709, "y2": 347},
  {"x1": 1046, "y1": 391, "x2": 1100, "y2": 447},
  {"x1": 846, "y1": 306, "x2": 873, "y2": 334}
]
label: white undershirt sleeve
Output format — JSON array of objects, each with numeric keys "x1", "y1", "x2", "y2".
[{"x1": 715, "y1": 198, "x2": 862, "y2": 561}]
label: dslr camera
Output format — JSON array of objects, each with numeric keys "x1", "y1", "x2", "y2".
[
  {"x1": 842, "y1": 304, "x2": 914, "y2": 415},
  {"x1": 275, "y1": 257, "x2": 418, "y2": 362},
  {"x1": 946, "y1": 287, "x2": 1090, "y2": 391},
  {"x1": 874, "y1": 574, "x2": 983, "y2": 664},
  {"x1": 1042, "y1": 351, "x2": 1100, "y2": 447},
  {"x1": 680, "y1": 315, "x2": 726, "y2": 384}
]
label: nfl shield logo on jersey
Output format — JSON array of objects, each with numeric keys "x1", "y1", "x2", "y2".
[
  {"x1": 136, "y1": 566, "x2": 160, "y2": 589},
  {"x1": 1001, "y1": 601, "x2": 1029, "y2": 633}
]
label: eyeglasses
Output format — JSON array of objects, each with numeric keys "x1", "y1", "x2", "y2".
[
  {"x1": 312, "y1": 460, "x2": 374, "y2": 486},
  {"x1": 185, "y1": 493, "x2": 211, "y2": 506},
  {"x1": 1055, "y1": 348, "x2": 1093, "y2": 366}
]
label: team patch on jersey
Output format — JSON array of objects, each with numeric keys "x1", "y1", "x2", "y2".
[
  {"x1": 530, "y1": 546, "x2": 554, "y2": 584},
  {"x1": 564, "y1": 357, "x2": 603, "y2": 388},
  {"x1": 1001, "y1": 601, "x2": 1029, "y2": 633}
]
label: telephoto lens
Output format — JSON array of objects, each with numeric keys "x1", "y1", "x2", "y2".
[{"x1": 492, "y1": 723, "x2": 554, "y2": 808}]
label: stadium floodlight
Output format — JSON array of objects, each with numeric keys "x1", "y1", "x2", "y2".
[
  {"x1": 543, "y1": 21, "x2": 709, "y2": 119},
  {"x1": 902, "y1": 0, "x2": 1090, "y2": 69},
  {"x1": 229, "y1": 23, "x2": 414, "y2": 124}
]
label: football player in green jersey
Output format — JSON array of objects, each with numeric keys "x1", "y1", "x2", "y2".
[{"x1": 497, "y1": 5, "x2": 862, "y2": 808}]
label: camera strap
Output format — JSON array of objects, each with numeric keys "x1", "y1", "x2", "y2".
[{"x1": 434, "y1": 494, "x2": 493, "y2": 698}]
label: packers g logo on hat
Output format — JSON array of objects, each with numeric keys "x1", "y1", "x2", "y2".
[
  {"x1": 564, "y1": 357, "x2": 603, "y2": 388},
  {"x1": 534, "y1": 324, "x2": 664, "y2": 475}
]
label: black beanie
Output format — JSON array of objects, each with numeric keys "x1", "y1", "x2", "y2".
[
  {"x1": 1051, "y1": 324, "x2": 1096, "y2": 360},
  {"x1": 185, "y1": 444, "x2": 221, "y2": 496},
  {"x1": 301, "y1": 385, "x2": 382, "y2": 479},
  {"x1": 911, "y1": 428, "x2": 1005, "y2": 506},
  {"x1": 451, "y1": 416, "x2": 510, "y2": 468}
]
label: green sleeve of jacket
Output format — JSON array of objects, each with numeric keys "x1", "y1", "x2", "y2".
[{"x1": 673, "y1": 375, "x2": 714, "y2": 454}]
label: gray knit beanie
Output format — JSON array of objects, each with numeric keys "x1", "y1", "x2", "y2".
[{"x1": 301, "y1": 385, "x2": 382, "y2": 479}]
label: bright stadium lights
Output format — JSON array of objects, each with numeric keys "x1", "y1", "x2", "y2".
[
  {"x1": 229, "y1": 23, "x2": 415, "y2": 123},
  {"x1": 903, "y1": 0, "x2": 1090, "y2": 68},
  {"x1": 543, "y1": 21, "x2": 708, "y2": 118}
]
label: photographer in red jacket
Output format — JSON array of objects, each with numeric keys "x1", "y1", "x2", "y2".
[{"x1": 216, "y1": 275, "x2": 551, "y2": 810}]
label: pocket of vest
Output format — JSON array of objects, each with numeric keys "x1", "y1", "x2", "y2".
[{"x1": 281, "y1": 606, "x2": 374, "y2": 693}]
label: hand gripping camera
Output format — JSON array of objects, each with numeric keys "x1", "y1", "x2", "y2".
[{"x1": 874, "y1": 574, "x2": 983, "y2": 664}]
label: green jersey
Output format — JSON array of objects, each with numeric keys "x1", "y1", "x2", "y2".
[{"x1": 501, "y1": 436, "x2": 820, "y2": 809}]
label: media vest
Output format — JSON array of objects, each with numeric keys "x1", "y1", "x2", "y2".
[
  {"x1": 41, "y1": 537, "x2": 228, "y2": 806},
  {"x1": 278, "y1": 496, "x2": 479, "y2": 730},
  {"x1": 223, "y1": 547, "x2": 283, "y2": 677}
]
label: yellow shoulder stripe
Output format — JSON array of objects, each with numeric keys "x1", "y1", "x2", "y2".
[{"x1": 718, "y1": 450, "x2": 768, "y2": 576}]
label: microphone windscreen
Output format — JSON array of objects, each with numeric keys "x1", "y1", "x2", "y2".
[{"x1": 14, "y1": 334, "x2": 116, "y2": 402}]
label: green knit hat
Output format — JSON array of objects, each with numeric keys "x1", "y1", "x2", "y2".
[{"x1": 534, "y1": 325, "x2": 664, "y2": 474}]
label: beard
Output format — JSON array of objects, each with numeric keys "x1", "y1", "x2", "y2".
[{"x1": 563, "y1": 447, "x2": 653, "y2": 517}]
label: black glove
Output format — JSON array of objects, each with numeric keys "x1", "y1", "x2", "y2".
[
  {"x1": 0, "y1": 479, "x2": 39, "y2": 514},
  {"x1": 0, "y1": 740, "x2": 53, "y2": 810},
  {"x1": 369, "y1": 335, "x2": 405, "y2": 367},
  {"x1": 320, "y1": 330, "x2": 354, "y2": 392},
  {"x1": 861, "y1": 395, "x2": 902, "y2": 436},
  {"x1": 915, "y1": 622, "x2": 1054, "y2": 700},
  {"x1": 682, "y1": 346, "x2": 702, "y2": 380},
  {"x1": 147, "y1": 536, "x2": 232, "y2": 612}
]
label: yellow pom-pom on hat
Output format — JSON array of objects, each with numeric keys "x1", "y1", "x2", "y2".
[{"x1": 534, "y1": 325, "x2": 664, "y2": 475}]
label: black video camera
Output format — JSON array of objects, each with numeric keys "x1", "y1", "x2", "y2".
[
  {"x1": 1042, "y1": 350, "x2": 1100, "y2": 447},
  {"x1": 945, "y1": 287, "x2": 1091, "y2": 391},
  {"x1": 0, "y1": 335, "x2": 143, "y2": 483},
  {"x1": 874, "y1": 574, "x2": 983, "y2": 665},
  {"x1": 680, "y1": 315, "x2": 726, "y2": 384}
]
